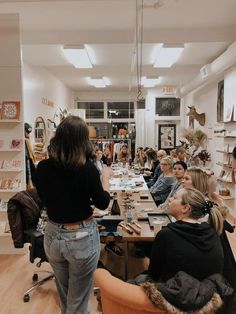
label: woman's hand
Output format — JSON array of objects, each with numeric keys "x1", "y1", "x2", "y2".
[{"x1": 144, "y1": 170, "x2": 152, "y2": 176}]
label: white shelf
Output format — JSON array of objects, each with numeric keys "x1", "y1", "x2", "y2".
[
  {"x1": 0, "y1": 232, "x2": 11, "y2": 237},
  {"x1": 0, "y1": 149, "x2": 22, "y2": 152},
  {"x1": 0, "y1": 189, "x2": 21, "y2": 193},
  {"x1": 216, "y1": 150, "x2": 232, "y2": 154},
  {"x1": 0, "y1": 119, "x2": 21, "y2": 123},
  {"x1": 0, "y1": 168, "x2": 22, "y2": 172},
  {"x1": 216, "y1": 162, "x2": 232, "y2": 168},
  {"x1": 217, "y1": 177, "x2": 234, "y2": 184}
]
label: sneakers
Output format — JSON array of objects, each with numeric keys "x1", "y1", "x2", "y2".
[{"x1": 104, "y1": 242, "x2": 123, "y2": 256}]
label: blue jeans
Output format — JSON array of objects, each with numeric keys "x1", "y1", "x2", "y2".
[{"x1": 44, "y1": 219, "x2": 100, "y2": 314}]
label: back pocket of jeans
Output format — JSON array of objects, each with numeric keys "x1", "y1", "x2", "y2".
[{"x1": 65, "y1": 232, "x2": 93, "y2": 260}]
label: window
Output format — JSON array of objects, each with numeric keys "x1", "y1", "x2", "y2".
[
  {"x1": 107, "y1": 102, "x2": 134, "y2": 119},
  {"x1": 77, "y1": 102, "x2": 104, "y2": 119}
]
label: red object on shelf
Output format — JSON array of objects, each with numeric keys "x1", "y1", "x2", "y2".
[{"x1": 1, "y1": 101, "x2": 20, "y2": 120}]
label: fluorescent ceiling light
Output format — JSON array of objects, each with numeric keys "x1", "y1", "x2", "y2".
[
  {"x1": 153, "y1": 44, "x2": 184, "y2": 68},
  {"x1": 87, "y1": 77, "x2": 110, "y2": 88},
  {"x1": 62, "y1": 45, "x2": 93, "y2": 68},
  {"x1": 141, "y1": 76, "x2": 161, "y2": 87}
]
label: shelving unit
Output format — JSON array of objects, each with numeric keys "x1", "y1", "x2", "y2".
[
  {"x1": 215, "y1": 119, "x2": 236, "y2": 222},
  {"x1": 0, "y1": 15, "x2": 26, "y2": 254}
]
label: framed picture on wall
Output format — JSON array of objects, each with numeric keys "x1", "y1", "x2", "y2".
[
  {"x1": 1, "y1": 101, "x2": 20, "y2": 120},
  {"x1": 155, "y1": 98, "x2": 180, "y2": 116},
  {"x1": 217, "y1": 80, "x2": 224, "y2": 122},
  {"x1": 158, "y1": 124, "x2": 176, "y2": 150}
]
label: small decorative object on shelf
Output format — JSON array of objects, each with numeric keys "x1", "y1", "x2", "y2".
[
  {"x1": 0, "y1": 159, "x2": 21, "y2": 169},
  {"x1": 224, "y1": 105, "x2": 234, "y2": 123},
  {"x1": 0, "y1": 178, "x2": 21, "y2": 190},
  {"x1": 10, "y1": 139, "x2": 22, "y2": 149},
  {"x1": 198, "y1": 150, "x2": 211, "y2": 167},
  {"x1": 1, "y1": 101, "x2": 20, "y2": 120},
  {"x1": 219, "y1": 187, "x2": 230, "y2": 196}
]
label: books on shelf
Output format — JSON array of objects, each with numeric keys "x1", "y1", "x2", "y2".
[
  {"x1": 0, "y1": 159, "x2": 21, "y2": 170},
  {"x1": 0, "y1": 178, "x2": 21, "y2": 190},
  {"x1": 0, "y1": 101, "x2": 20, "y2": 120},
  {"x1": 0, "y1": 199, "x2": 8, "y2": 211}
]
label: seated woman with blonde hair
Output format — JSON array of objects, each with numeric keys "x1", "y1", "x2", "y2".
[
  {"x1": 149, "y1": 156, "x2": 175, "y2": 206},
  {"x1": 181, "y1": 166, "x2": 236, "y2": 313},
  {"x1": 117, "y1": 144, "x2": 131, "y2": 163},
  {"x1": 131, "y1": 188, "x2": 233, "y2": 313}
]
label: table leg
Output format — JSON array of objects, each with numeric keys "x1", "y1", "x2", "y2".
[{"x1": 124, "y1": 241, "x2": 129, "y2": 280}]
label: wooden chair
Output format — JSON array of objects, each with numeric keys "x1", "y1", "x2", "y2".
[{"x1": 94, "y1": 269, "x2": 167, "y2": 314}]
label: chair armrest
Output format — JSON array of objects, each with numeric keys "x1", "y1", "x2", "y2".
[{"x1": 94, "y1": 269, "x2": 165, "y2": 313}]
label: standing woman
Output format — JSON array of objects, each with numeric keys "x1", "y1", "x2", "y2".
[{"x1": 35, "y1": 116, "x2": 111, "y2": 314}]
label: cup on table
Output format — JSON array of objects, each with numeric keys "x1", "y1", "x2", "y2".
[{"x1": 153, "y1": 220, "x2": 164, "y2": 234}]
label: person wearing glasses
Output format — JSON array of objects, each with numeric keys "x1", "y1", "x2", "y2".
[{"x1": 149, "y1": 156, "x2": 175, "y2": 206}]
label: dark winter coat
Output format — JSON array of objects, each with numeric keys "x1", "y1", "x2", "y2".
[{"x1": 7, "y1": 189, "x2": 42, "y2": 248}]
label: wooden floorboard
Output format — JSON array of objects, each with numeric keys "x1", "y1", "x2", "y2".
[{"x1": 0, "y1": 243, "x2": 148, "y2": 314}]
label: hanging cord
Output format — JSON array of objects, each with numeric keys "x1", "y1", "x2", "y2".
[{"x1": 136, "y1": 0, "x2": 144, "y2": 101}]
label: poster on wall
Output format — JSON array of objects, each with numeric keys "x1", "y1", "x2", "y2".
[
  {"x1": 217, "y1": 80, "x2": 224, "y2": 122},
  {"x1": 158, "y1": 124, "x2": 176, "y2": 150},
  {"x1": 155, "y1": 98, "x2": 180, "y2": 116}
]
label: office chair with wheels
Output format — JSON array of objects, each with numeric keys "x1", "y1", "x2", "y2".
[{"x1": 7, "y1": 188, "x2": 54, "y2": 302}]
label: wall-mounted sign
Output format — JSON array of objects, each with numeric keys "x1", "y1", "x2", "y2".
[
  {"x1": 162, "y1": 85, "x2": 175, "y2": 95},
  {"x1": 42, "y1": 97, "x2": 54, "y2": 107}
]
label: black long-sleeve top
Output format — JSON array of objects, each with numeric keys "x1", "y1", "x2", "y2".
[
  {"x1": 35, "y1": 158, "x2": 110, "y2": 223},
  {"x1": 148, "y1": 221, "x2": 224, "y2": 282}
]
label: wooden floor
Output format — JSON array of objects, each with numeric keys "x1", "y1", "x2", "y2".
[
  {"x1": 0, "y1": 243, "x2": 148, "y2": 314},
  {"x1": 0, "y1": 232, "x2": 235, "y2": 314}
]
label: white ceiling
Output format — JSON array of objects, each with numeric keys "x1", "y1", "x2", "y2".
[{"x1": 1, "y1": 0, "x2": 236, "y2": 93}]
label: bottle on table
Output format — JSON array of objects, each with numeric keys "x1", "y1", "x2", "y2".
[{"x1": 111, "y1": 192, "x2": 121, "y2": 215}]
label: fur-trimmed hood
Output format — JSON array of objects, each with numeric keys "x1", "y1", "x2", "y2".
[{"x1": 140, "y1": 271, "x2": 233, "y2": 314}]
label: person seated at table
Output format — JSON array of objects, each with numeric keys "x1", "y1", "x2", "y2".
[
  {"x1": 158, "y1": 160, "x2": 187, "y2": 212},
  {"x1": 149, "y1": 156, "x2": 175, "y2": 206},
  {"x1": 130, "y1": 188, "x2": 233, "y2": 313},
  {"x1": 142, "y1": 148, "x2": 159, "y2": 181},
  {"x1": 94, "y1": 146, "x2": 104, "y2": 176},
  {"x1": 117, "y1": 144, "x2": 131, "y2": 163},
  {"x1": 102, "y1": 143, "x2": 112, "y2": 166},
  {"x1": 147, "y1": 149, "x2": 167, "y2": 188},
  {"x1": 181, "y1": 166, "x2": 236, "y2": 309},
  {"x1": 133, "y1": 146, "x2": 146, "y2": 167}
]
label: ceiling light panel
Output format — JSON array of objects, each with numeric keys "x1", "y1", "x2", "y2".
[
  {"x1": 154, "y1": 44, "x2": 184, "y2": 68},
  {"x1": 87, "y1": 77, "x2": 110, "y2": 88},
  {"x1": 62, "y1": 45, "x2": 93, "y2": 68},
  {"x1": 141, "y1": 76, "x2": 161, "y2": 87}
]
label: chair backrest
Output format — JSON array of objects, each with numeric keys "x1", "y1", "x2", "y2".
[{"x1": 94, "y1": 269, "x2": 167, "y2": 314}]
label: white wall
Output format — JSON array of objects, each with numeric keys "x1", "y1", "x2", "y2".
[{"x1": 23, "y1": 63, "x2": 74, "y2": 129}]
